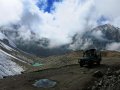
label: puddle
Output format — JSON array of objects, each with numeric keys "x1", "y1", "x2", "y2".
[
  {"x1": 33, "y1": 79, "x2": 57, "y2": 88},
  {"x1": 32, "y1": 63, "x2": 43, "y2": 67}
]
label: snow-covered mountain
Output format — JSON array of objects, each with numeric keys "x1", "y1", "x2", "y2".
[
  {"x1": 0, "y1": 32, "x2": 34, "y2": 78},
  {"x1": 1, "y1": 24, "x2": 120, "y2": 57},
  {"x1": 0, "y1": 26, "x2": 69, "y2": 56},
  {"x1": 70, "y1": 24, "x2": 120, "y2": 51}
]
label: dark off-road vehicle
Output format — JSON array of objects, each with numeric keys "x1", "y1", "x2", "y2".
[{"x1": 78, "y1": 49, "x2": 102, "y2": 67}]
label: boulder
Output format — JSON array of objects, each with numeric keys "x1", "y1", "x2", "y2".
[{"x1": 93, "y1": 70, "x2": 104, "y2": 78}]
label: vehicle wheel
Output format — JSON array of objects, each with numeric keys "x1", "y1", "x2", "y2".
[
  {"x1": 88, "y1": 61, "x2": 93, "y2": 68},
  {"x1": 97, "y1": 61, "x2": 100, "y2": 65},
  {"x1": 80, "y1": 61, "x2": 84, "y2": 67}
]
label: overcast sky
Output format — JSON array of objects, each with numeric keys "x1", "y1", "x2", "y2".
[{"x1": 0, "y1": 0, "x2": 120, "y2": 48}]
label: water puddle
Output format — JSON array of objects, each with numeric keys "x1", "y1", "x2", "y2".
[
  {"x1": 32, "y1": 63, "x2": 43, "y2": 67},
  {"x1": 33, "y1": 79, "x2": 57, "y2": 88}
]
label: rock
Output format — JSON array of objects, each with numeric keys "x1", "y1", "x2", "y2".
[
  {"x1": 114, "y1": 70, "x2": 120, "y2": 76},
  {"x1": 93, "y1": 70, "x2": 104, "y2": 78},
  {"x1": 33, "y1": 79, "x2": 57, "y2": 88},
  {"x1": 106, "y1": 72, "x2": 113, "y2": 76},
  {"x1": 98, "y1": 80, "x2": 102, "y2": 86},
  {"x1": 106, "y1": 68, "x2": 113, "y2": 76}
]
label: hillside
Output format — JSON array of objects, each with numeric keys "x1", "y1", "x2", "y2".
[
  {"x1": 0, "y1": 32, "x2": 40, "y2": 78},
  {"x1": 1, "y1": 24, "x2": 120, "y2": 56},
  {"x1": 0, "y1": 50, "x2": 119, "y2": 90},
  {"x1": 0, "y1": 24, "x2": 120, "y2": 90}
]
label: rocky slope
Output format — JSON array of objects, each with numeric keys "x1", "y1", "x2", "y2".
[
  {"x1": 1, "y1": 24, "x2": 120, "y2": 56},
  {"x1": 86, "y1": 65, "x2": 120, "y2": 90},
  {"x1": 71, "y1": 24, "x2": 120, "y2": 51},
  {"x1": 0, "y1": 50, "x2": 119, "y2": 90},
  {"x1": 0, "y1": 32, "x2": 36, "y2": 78},
  {"x1": 0, "y1": 25, "x2": 70, "y2": 56}
]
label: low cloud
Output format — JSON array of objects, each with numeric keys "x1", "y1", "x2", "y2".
[{"x1": 106, "y1": 43, "x2": 120, "y2": 51}]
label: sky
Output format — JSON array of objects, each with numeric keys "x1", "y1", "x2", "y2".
[{"x1": 0, "y1": 0, "x2": 120, "y2": 48}]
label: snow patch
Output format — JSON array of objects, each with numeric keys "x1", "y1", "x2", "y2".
[
  {"x1": 0, "y1": 51, "x2": 24, "y2": 78},
  {"x1": 0, "y1": 32, "x2": 16, "y2": 48},
  {"x1": 0, "y1": 42, "x2": 14, "y2": 51},
  {"x1": 0, "y1": 49, "x2": 27, "y2": 63}
]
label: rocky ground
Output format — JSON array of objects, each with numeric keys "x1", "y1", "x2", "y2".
[
  {"x1": 0, "y1": 50, "x2": 119, "y2": 90},
  {"x1": 86, "y1": 65, "x2": 120, "y2": 90},
  {"x1": 0, "y1": 57, "x2": 120, "y2": 90}
]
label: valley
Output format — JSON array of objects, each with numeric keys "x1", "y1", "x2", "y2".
[
  {"x1": 0, "y1": 51, "x2": 120, "y2": 90},
  {"x1": 0, "y1": 24, "x2": 120, "y2": 90},
  {"x1": 0, "y1": 0, "x2": 119, "y2": 90}
]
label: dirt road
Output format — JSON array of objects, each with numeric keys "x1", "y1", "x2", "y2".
[{"x1": 0, "y1": 58, "x2": 120, "y2": 90}]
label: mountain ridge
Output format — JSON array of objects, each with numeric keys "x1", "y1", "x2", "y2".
[
  {"x1": 71, "y1": 24, "x2": 120, "y2": 51},
  {"x1": 0, "y1": 24, "x2": 120, "y2": 56}
]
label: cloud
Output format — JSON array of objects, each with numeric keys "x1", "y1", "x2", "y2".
[
  {"x1": 95, "y1": 0, "x2": 120, "y2": 19},
  {"x1": 106, "y1": 42, "x2": 120, "y2": 51},
  {"x1": 0, "y1": 0, "x2": 23, "y2": 26},
  {"x1": 91, "y1": 30, "x2": 104, "y2": 40},
  {"x1": 94, "y1": 0, "x2": 120, "y2": 27},
  {"x1": 19, "y1": 0, "x2": 96, "y2": 48},
  {"x1": 1, "y1": 0, "x2": 120, "y2": 49}
]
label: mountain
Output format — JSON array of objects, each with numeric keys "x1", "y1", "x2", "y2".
[
  {"x1": 70, "y1": 24, "x2": 120, "y2": 51},
  {"x1": 15, "y1": 38, "x2": 70, "y2": 57},
  {"x1": 0, "y1": 24, "x2": 120, "y2": 89},
  {"x1": 0, "y1": 24, "x2": 120, "y2": 57},
  {"x1": 0, "y1": 32, "x2": 35, "y2": 78},
  {"x1": 0, "y1": 25, "x2": 70, "y2": 57}
]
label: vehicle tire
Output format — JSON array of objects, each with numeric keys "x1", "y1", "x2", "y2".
[
  {"x1": 80, "y1": 61, "x2": 84, "y2": 67},
  {"x1": 97, "y1": 61, "x2": 100, "y2": 65},
  {"x1": 88, "y1": 61, "x2": 93, "y2": 68}
]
